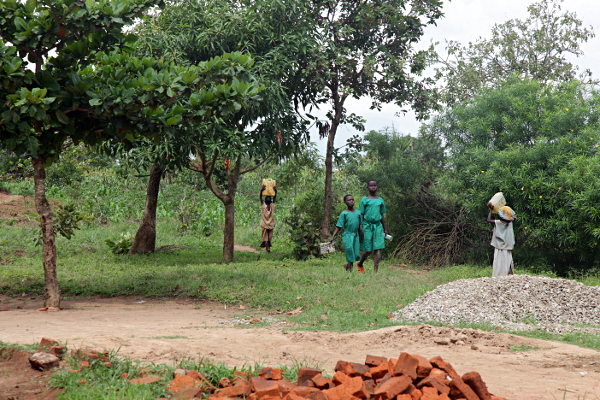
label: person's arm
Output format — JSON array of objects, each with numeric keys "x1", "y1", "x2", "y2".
[
  {"x1": 358, "y1": 224, "x2": 364, "y2": 242},
  {"x1": 381, "y1": 215, "x2": 387, "y2": 236},
  {"x1": 260, "y1": 185, "x2": 265, "y2": 204},
  {"x1": 330, "y1": 227, "x2": 341, "y2": 243},
  {"x1": 487, "y1": 210, "x2": 496, "y2": 224}
]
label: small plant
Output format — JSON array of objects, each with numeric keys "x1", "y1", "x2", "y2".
[{"x1": 105, "y1": 232, "x2": 134, "y2": 254}]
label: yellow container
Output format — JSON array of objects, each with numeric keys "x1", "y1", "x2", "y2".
[
  {"x1": 488, "y1": 192, "x2": 506, "y2": 214},
  {"x1": 261, "y1": 178, "x2": 276, "y2": 196}
]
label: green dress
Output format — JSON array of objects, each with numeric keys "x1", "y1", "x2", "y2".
[
  {"x1": 335, "y1": 209, "x2": 362, "y2": 263},
  {"x1": 359, "y1": 196, "x2": 386, "y2": 252}
]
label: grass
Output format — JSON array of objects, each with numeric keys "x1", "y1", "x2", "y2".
[
  {"x1": 2, "y1": 218, "x2": 600, "y2": 342},
  {"x1": 45, "y1": 349, "x2": 323, "y2": 399}
]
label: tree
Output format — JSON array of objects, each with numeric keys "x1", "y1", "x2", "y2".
[
  {"x1": 434, "y1": 0, "x2": 595, "y2": 104},
  {"x1": 309, "y1": 0, "x2": 444, "y2": 239},
  {"x1": 0, "y1": 0, "x2": 262, "y2": 306},
  {"x1": 425, "y1": 78, "x2": 600, "y2": 273},
  {"x1": 134, "y1": 0, "x2": 313, "y2": 261}
]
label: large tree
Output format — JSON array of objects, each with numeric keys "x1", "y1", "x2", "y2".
[
  {"x1": 0, "y1": 0, "x2": 262, "y2": 306},
  {"x1": 307, "y1": 0, "x2": 444, "y2": 238},
  {"x1": 434, "y1": 0, "x2": 595, "y2": 104},
  {"x1": 134, "y1": 0, "x2": 314, "y2": 261}
]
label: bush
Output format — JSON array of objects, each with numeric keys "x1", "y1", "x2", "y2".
[{"x1": 106, "y1": 232, "x2": 134, "y2": 254}]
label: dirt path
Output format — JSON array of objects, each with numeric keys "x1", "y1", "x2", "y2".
[{"x1": 1, "y1": 296, "x2": 599, "y2": 400}]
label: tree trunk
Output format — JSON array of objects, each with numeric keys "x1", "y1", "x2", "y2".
[
  {"x1": 32, "y1": 157, "x2": 60, "y2": 308},
  {"x1": 222, "y1": 198, "x2": 235, "y2": 262},
  {"x1": 129, "y1": 164, "x2": 162, "y2": 255},
  {"x1": 320, "y1": 94, "x2": 345, "y2": 239}
]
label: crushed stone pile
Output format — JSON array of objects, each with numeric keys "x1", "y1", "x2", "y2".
[{"x1": 394, "y1": 274, "x2": 600, "y2": 334}]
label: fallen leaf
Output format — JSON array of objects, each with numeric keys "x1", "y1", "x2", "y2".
[
  {"x1": 239, "y1": 305, "x2": 245, "y2": 309},
  {"x1": 287, "y1": 307, "x2": 303, "y2": 316}
]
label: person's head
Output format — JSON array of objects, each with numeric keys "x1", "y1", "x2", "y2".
[
  {"x1": 343, "y1": 194, "x2": 355, "y2": 208},
  {"x1": 367, "y1": 180, "x2": 378, "y2": 194},
  {"x1": 265, "y1": 196, "x2": 272, "y2": 205}
]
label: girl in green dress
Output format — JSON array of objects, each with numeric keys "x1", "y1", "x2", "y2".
[
  {"x1": 357, "y1": 180, "x2": 388, "y2": 273},
  {"x1": 330, "y1": 195, "x2": 363, "y2": 271}
]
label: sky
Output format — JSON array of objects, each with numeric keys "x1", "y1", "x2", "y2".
[{"x1": 309, "y1": 0, "x2": 600, "y2": 155}]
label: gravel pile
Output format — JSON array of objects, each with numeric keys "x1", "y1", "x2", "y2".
[{"x1": 393, "y1": 274, "x2": 600, "y2": 334}]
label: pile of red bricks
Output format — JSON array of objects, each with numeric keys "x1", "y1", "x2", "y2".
[{"x1": 197, "y1": 352, "x2": 507, "y2": 400}]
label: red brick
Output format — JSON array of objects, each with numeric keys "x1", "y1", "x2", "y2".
[
  {"x1": 428, "y1": 368, "x2": 447, "y2": 381},
  {"x1": 448, "y1": 377, "x2": 480, "y2": 400},
  {"x1": 322, "y1": 387, "x2": 361, "y2": 400},
  {"x1": 410, "y1": 388, "x2": 423, "y2": 400},
  {"x1": 365, "y1": 355, "x2": 388, "y2": 367},
  {"x1": 373, "y1": 375, "x2": 412, "y2": 400},
  {"x1": 260, "y1": 367, "x2": 284, "y2": 380},
  {"x1": 393, "y1": 353, "x2": 419, "y2": 380},
  {"x1": 187, "y1": 370, "x2": 215, "y2": 388},
  {"x1": 332, "y1": 371, "x2": 351, "y2": 386},
  {"x1": 489, "y1": 396, "x2": 510, "y2": 400},
  {"x1": 216, "y1": 384, "x2": 252, "y2": 397},
  {"x1": 323, "y1": 385, "x2": 363, "y2": 400},
  {"x1": 39, "y1": 337, "x2": 59, "y2": 350},
  {"x1": 311, "y1": 374, "x2": 329, "y2": 389},
  {"x1": 364, "y1": 379, "x2": 375, "y2": 395},
  {"x1": 209, "y1": 396, "x2": 236, "y2": 400},
  {"x1": 387, "y1": 359, "x2": 397, "y2": 376},
  {"x1": 297, "y1": 368, "x2": 323, "y2": 386},
  {"x1": 416, "y1": 377, "x2": 450, "y2": 395},
  {"x1": 49, "y1": 345, "x2": 66, "y2": 359},
  {"x1": 167, "y1": 375, "x2": 203, "y2": 393},
  {"x1": 397, "y1": 395, "x2": 412, "y2": 400},
  {"x1": 421, "y1": 387, "x2": 438, "y2": 400},
  {"x1": 71, "y1": 348, "x2": 108, "y2": 361},
  {"x1": 275, "y1": 380, "x2": 299, "y2": 396},
  {"x1": 428, "y1": 357, "x2": 460, "y2": 381},
  {"x1": 462, "y1": 372, "x2": 492, "y2": 400},
  {"x1": 261, "y1": 395, "x2": 283, "y2": 400},
  {"x1": 129, "y1": 375, "x2": 162, "y2": 385},
  {"x1": 370, "y1": 363, "x2": 389, "y2": 381},
  {"x1": 283, "y1": 393, "x2": 309, "y2": 400},
  {"x1": 402, "y1": 385, "x2": 422, "y2": 400},
  {"x1": 171, "y1": 387, "x2": 203, "y2": 400},
  {"x1": 234, "y1": 371, "x2": 253, "y2": 379},
  {"x1": 411, "y1": 354, "x2": 433, "y2": 378},
  {"x1": 219, "y1": 377, "x2": 232, "y2": 388},
  {"x1": 375, "y1": 373, "x2": 391, "y2": 385},
  {"x1": 251, "y1": 376, "x2": 281, "y2": 397},
  {"x1": 335, "y1": 361, "x2": 371, "y2": 379},
  {"x1": 291, "y1": 387, "x2": 328, "y2": 400}
]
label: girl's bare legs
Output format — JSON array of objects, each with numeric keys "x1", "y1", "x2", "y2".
[
  {"x1": 373, "y1": 250, "x2": 381, "y2": 273},
  {"x1": 358, "y1": 251, "x2": 371, "y2": 267}
]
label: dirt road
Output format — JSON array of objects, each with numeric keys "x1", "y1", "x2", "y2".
[{"x1": 1, "y1": 296, "x2": 599, "y2": 399}]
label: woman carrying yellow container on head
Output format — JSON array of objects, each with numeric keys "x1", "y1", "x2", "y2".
[
  {"x1": 259, "y1": 179, "x2": 277, "y2": 253},
  {"x1": 486, "y1": 192, "x2": 516, "y2": 277}
]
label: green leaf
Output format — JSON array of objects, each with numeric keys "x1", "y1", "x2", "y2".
[
  {"x1": 55, "y1": 110, "x2": 70, "y2": 124},
  {"x1": 89, "y1": 98, "x2": 102, "y2": 106},
  {"x1": 166, "y1": 116, "x2": 179, "y2": 126}
]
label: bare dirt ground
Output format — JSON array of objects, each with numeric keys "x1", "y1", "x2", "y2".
[
  {"x1": 1, "y1": 296, "x2": 600, "y2": 400},
  {"x1": 1, "y1": 192, "x2": 600, "y2": 399}
]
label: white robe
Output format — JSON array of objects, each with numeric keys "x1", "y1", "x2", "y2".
[{"x1": 491, "y1": 220, "x2": 515, "y2": 277}]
